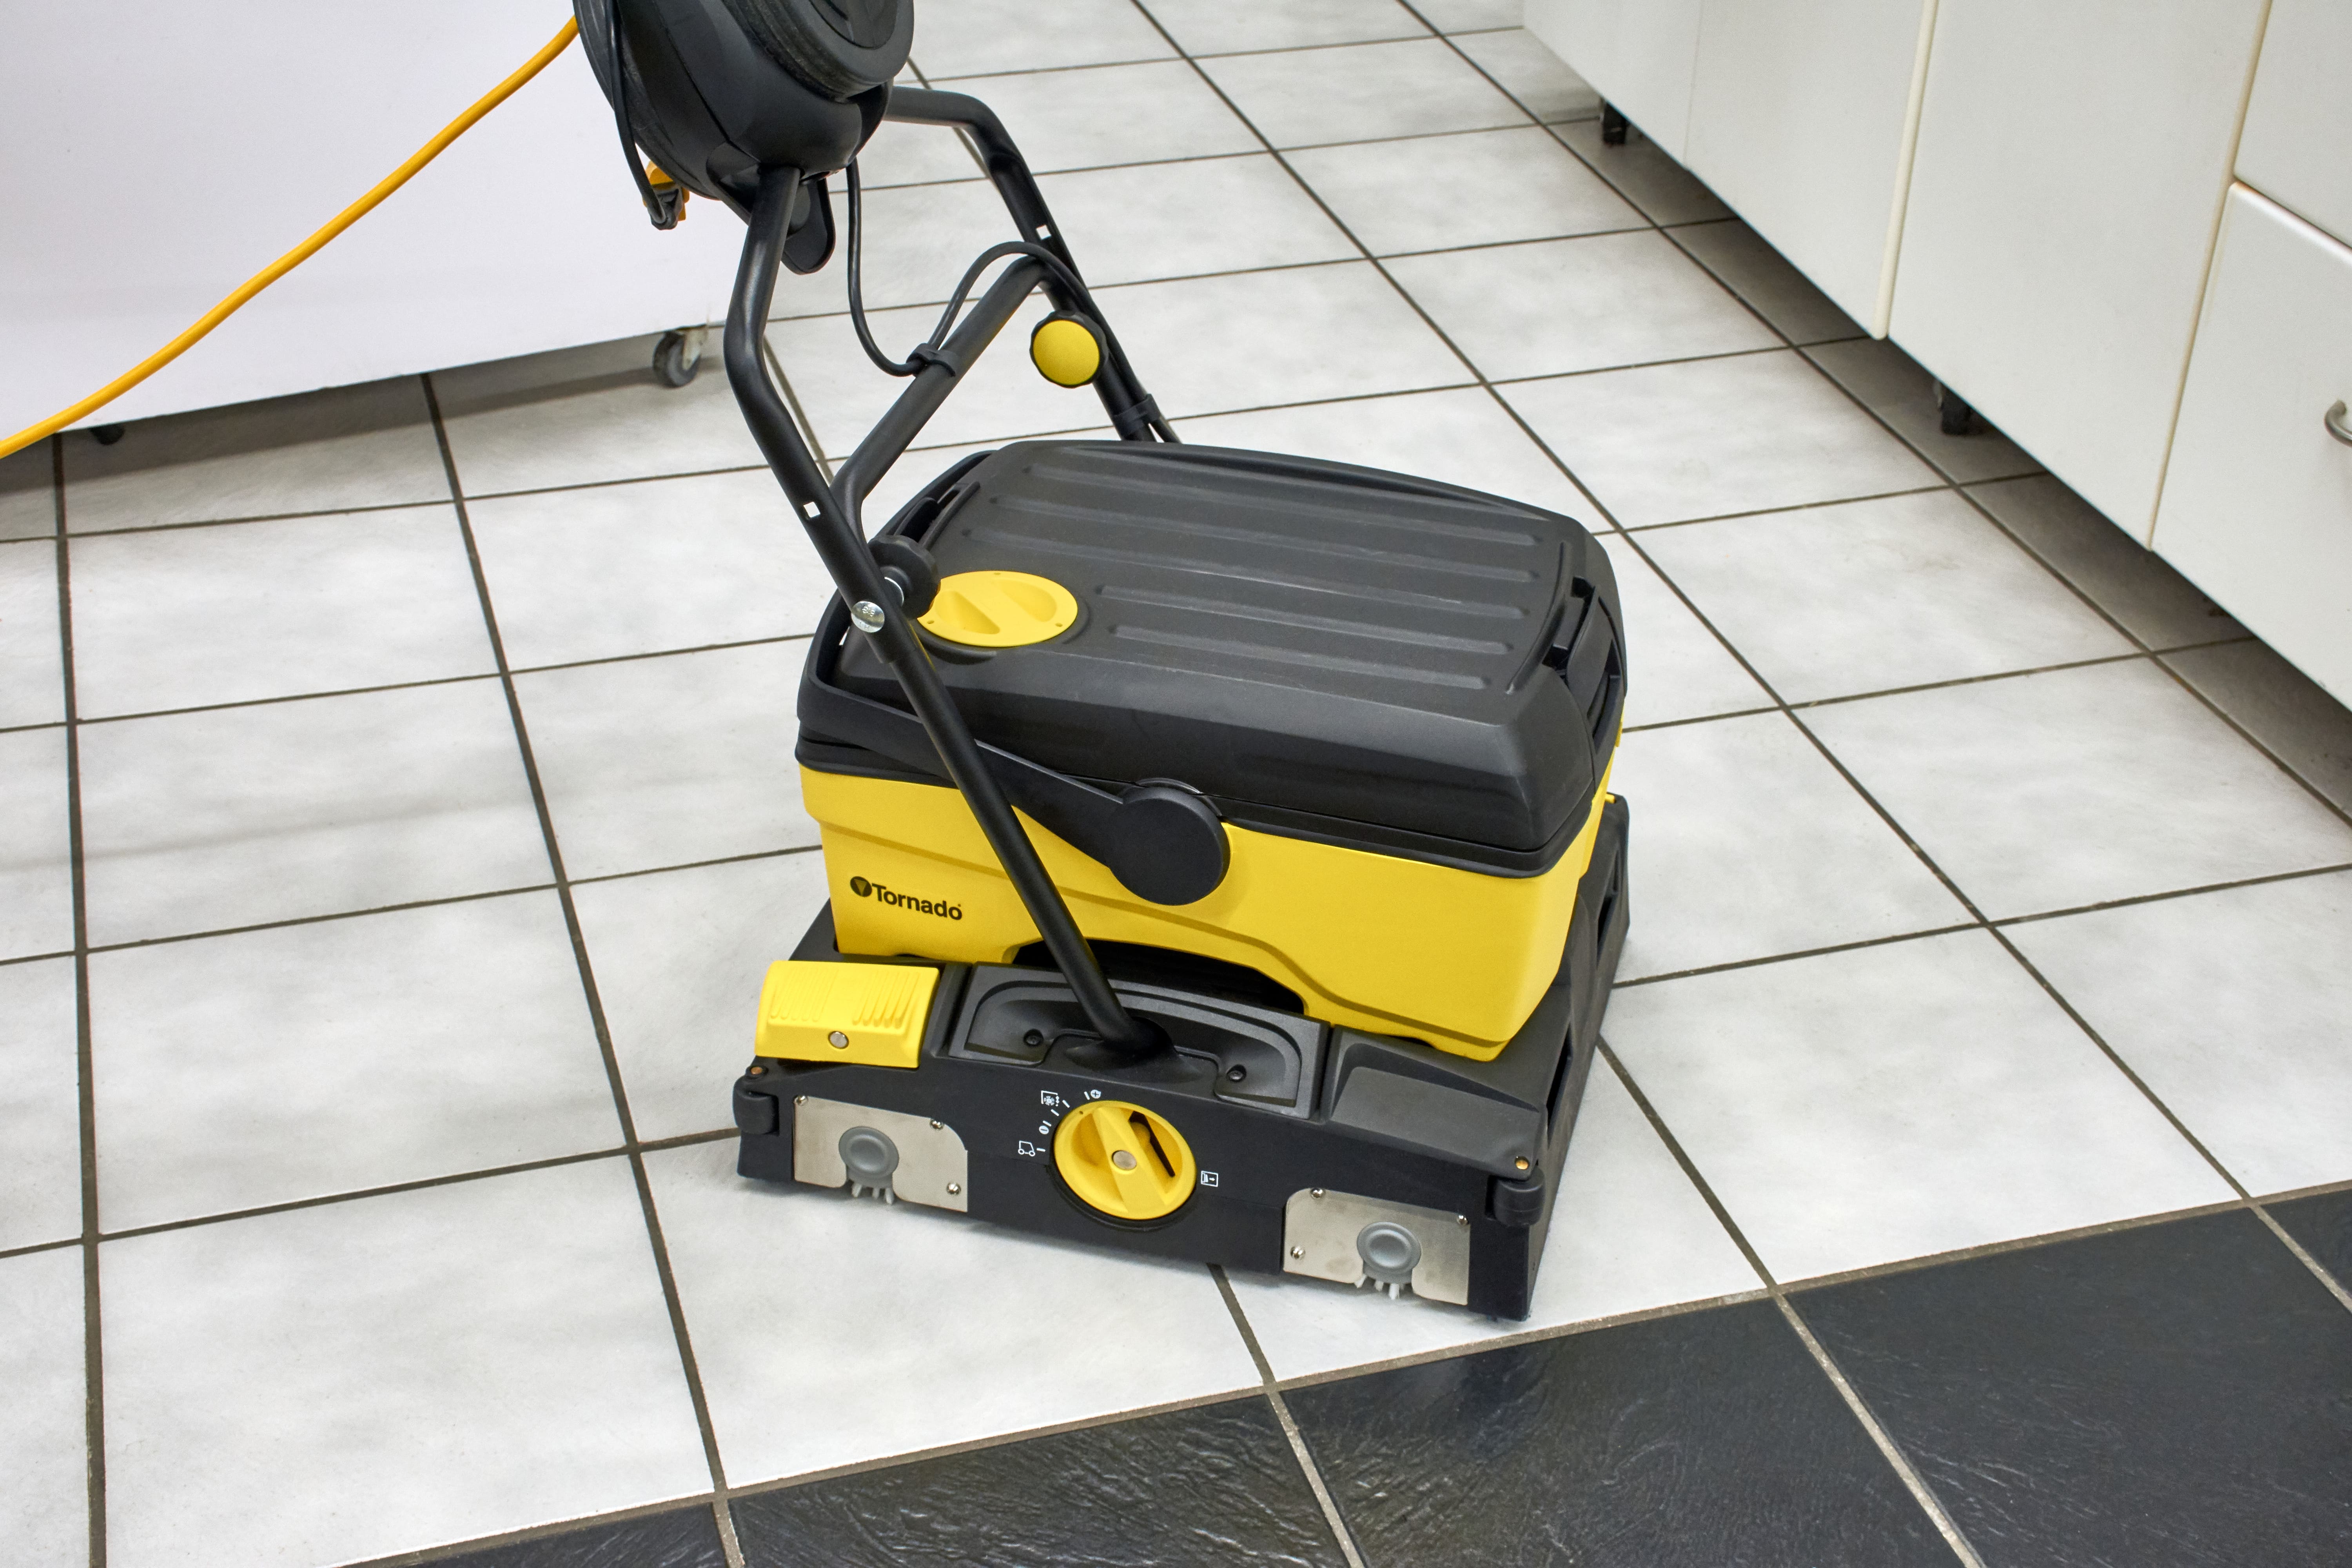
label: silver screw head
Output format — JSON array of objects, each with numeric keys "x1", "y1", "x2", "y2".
[
  {"x1": 849, "y1": 599, "x2": 887, "y2": 633},
  {"x1": 1456, "y1": 1214, "x2": 1471, "y2": 1227},
  {"x1": 1311, "y1": 1188, "x2": 1325, "y2": 1199},
  {"x1": 1289, "y1": 1245, "x2": 1305, "y2": 1259},
  {"x1": 946, "y1": 1182, "x2": 962, "y2": 1195},
  {"x1": 828, "y1": 1030, "x2": 849, "y2": 1049},
  {"x1": 930, "y1": 1119, "x2": 943, "y2": 1129},
  {"x1": 1110, "y1": 1149, "x2": 1138, "y2": 1171}
]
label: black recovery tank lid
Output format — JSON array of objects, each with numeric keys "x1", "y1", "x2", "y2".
[{"x1": 813, "y1": 441, "x2": 1626, "y2": 873}]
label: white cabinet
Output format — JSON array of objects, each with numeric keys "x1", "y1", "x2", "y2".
[
  {"x1": 2152, "y1": 188, "x2": 2352, "y2": 703},
  {"x1": 2236, "y1": 0, "x2": 2352, "y2": 250},
  {"x1": 1682, "y1": 0, "x2": 1935, "y2": 333},
  {"x1": 1887, "y1": 0, "x2": 2269, "y2": 534},
  {"x1": 1523, "y1": 0, "x2": 1704, "y2": 160}
]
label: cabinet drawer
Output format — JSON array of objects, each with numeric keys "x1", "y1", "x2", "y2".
[
  {"x1": 2237, "y1": 0, "x2": 2352, "y2": 248},
  {"x1": 2153, "y1": 186, "x2": 2352, "y2": 702}
]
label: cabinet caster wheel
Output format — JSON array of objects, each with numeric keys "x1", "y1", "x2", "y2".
[
  {"x1": 653, "y1": 328, "x2": 707, "y2": 388},
  {"x1": 1599, "y1": 103, "x2": 1628, "y2": 146},
  {"x1": 1935, "y1": 381, "x2": 1978, "y2": 437}
]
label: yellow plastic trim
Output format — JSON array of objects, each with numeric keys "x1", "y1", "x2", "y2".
[
  {"x1": 803, "y1": 763, "x2": 1614, "y2": 1059},
  {"x1": 0, "y1": 18, "x2": 583, "y2": 462},
  {"x1": 1054, "y1": 1100, "x2": 1196, "y2": 1219},
  {"x1": 753, "y1": 960, "x2": 939, "y2": 1069},
  {"x1": 917, "y1": 571, "x2": 1080, "y2": 647},
  {"x1": 1029, "y1": 315, "x2": 1103, "y2": 388}
]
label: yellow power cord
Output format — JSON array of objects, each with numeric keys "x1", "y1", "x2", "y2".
[{"x1": 0, "y1": 17, "x2": 582, "y2": 463}]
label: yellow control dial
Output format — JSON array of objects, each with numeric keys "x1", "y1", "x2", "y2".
[{"x1": 1053, "y1": 1100, "x2": 1196, "y2": 1220}]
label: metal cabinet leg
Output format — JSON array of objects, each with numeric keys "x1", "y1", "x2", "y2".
[{"x1": 1599, "y1": 102, "x2": 1628, "y2": 146}]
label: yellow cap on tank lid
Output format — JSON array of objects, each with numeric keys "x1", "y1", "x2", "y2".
[{"x1": 917, "y1": 570, "x2": 1080, "y2": 648}]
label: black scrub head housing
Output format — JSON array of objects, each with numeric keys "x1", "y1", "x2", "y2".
[{"x1": 574, "y1": 0, "x2": 910, "y2": 222}]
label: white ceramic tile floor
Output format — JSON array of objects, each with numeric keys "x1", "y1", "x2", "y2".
[
  {"x1": 1388, "y1": 230, "x2": 1779, "y2": 379},
  {"x1": 1505, "y1": 349, "x2": 1942, "y2": 529},
  {"x1": 98, "y1": 1161, "x2": 709, "y2": 1568},
  {"x1": 11, "y1": 9, "x2": 2352, "y2": 1562},
  {"x1": 1450, "y1": 27, "x2": 1602, "y2": 123},
  {"x1": 645, "y1": 1138, "x2": 1261, "y2": 1486},
  {"x1": 58, "y1": 377, "x2": 450, "y2": 533},
  {"x1": 1607, "y1": 710, "x2": 1969, "y2": 980},
  {"x1": 75, "y1": 681, "x2": 549, "y2": 947},
  {"x1": 1635, "y1": 490, "x2": 2135, "y2": 703},
  {"x1": 1805, "y1": 660, "x2": 2352, "y2": 920},
  {"x1": 1604, "y1": 931, "x2": 2236, "y2": 1283},
  {"x1": 466, "y1": 469, "x2": 836, "y2": 669},
  {"x1": 0, "y1": 726, "x2": 74, "y2": 959},
  {"x1": 0, "y1": 1249, "x2": 87, "y2": 1567},
  {"x1": 514, "y1": 642, "x2": 819, "y2": 882},
  {"x1": 64, "y1": 506, "x2": 495, "y2": 718},
  {"x1": 88, "y1": 895, "x2": 617, "y2": 1231},
  {"x1": 0, "y1": 957, "x2": 80, "y2": 1252},
  {"x1": 1198, "y1": 38, "x2": 1524, "y2": 148},
  {"x1": 2005, "y1": 871, "x2": 2352, "y2": 1196},
  {"x1": 0, "y1": 539, "x2": 64, "y2": 728},
  {"x1": 1286, "y1": 127, "x2": 1642, "y2": 255},
  {"x1": 570, "y1": 851, "x2": 832, "y2": 1142}
]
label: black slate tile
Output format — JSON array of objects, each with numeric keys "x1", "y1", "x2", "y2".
[
  {"x1": 731, "y1": 1397, "x2": 1346, "y2": 1567},
  {"x1": 426, "y1": 1503, "x2": 725, "y2": 1568},
  {"x1": 1286, "y1": 1299, "x2": 1953, "y2": 1568},
  {"x1": 1800, "y1": 1210, "x2": 2352, "y2": 1568},
  {"x1": 2270, "y1": 1186, "x2": 2352, "y2": 1296}
]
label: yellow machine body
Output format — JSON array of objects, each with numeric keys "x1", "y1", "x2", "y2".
[{"x1": 801, "y1": 764, "x2": 1615, "y2": 1060}]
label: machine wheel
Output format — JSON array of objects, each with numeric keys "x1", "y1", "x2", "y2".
[{"x1": 653, "y1": 328, "x2": 706, "y2": 388}]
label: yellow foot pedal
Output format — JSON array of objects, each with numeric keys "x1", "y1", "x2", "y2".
[
  {"x1": 1053, "y1": 1100, "x2": 1196, "y2": 1220},
  {"x1": 754, "y1": 960, "x2": 938, "y2": 1069}
]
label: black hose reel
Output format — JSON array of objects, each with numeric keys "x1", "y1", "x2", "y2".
[{"x1": 575, "y1": 0, "x2": 910, "y2": 255}]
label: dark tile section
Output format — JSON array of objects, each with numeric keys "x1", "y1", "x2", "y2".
[
  {"x1": 1801, "y1": 1211, "x2": 2352, "y2": 1568},
  {"x1": 2163, "y1": 639, "x2": 2352, "y2": 816},
  {"x1": 2270, "y1": 1186, "x2": 2352, "y2": 1296},
  {"x1": 425, "y1": 1504, "x2": 726, "y2": 1568},
  {"x1": 1966, "y1": 475, "x2": 2243, "y2": 651},
  {"x1": 731, "y1": 1398, "x2": 1347, "y2": 1568},
  {"x1": 1287, "y1": 1300, "x2": 1954, "y2": 1568}
]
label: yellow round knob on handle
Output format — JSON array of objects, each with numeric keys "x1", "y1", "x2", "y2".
[{"x1": 1030, "y1": 314, "x2": 1104, "y2": 388}]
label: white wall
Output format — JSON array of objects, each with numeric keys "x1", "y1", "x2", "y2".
[{"x1": 1, "y1": 2, "x2": 746, "y2": 434}]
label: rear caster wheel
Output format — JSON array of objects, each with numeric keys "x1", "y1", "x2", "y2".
[{"x1": 653, "y1": 327, "x2": 707, "y2": 388}]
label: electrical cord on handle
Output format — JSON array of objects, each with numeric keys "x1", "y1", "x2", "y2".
[
  {"x1": 0, "y1": 17, "x2": 583, "y2": 463},
  {"x1": 844, "y1": 158, "x2": 1180, "y2": 442}
]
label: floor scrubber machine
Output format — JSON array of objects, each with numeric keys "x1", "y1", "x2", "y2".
[{"x1": 578, "y1": 0, "x2": 1629, "y2": 1318}]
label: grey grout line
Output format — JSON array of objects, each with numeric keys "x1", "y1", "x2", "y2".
[
  {"x1": 2250, "y1": 1207, "x2": 2352, "y2": 1314},
  {"x1": 1594, "y1": 1045, "x2": 1991, "y2": 1568},
  {"x1": 421, "y1": 377, "x2": 745, "y2": 1564},
  {"x1": 1209, "y1": 1265, "x2": 1370, "y2": 1568},
  {"x1": 52, "y1": 435, "x2": 106, "y2": 1568}
]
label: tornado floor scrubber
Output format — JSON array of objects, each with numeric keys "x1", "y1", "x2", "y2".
[{"x1": 579, "y1": 0, "x2": 1628, "y2": 1318}]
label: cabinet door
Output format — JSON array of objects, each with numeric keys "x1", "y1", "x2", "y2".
[
  {"x1": 1888, "y1": 0, "x2": 2267, "y2": 533},
  {"x1": 1523, "y1": 0, "x2": 1704, "y2": 158},
  {"x1": 2236, "y1": 0, "x2": 2352, "y2": 249},
  {"x1": 1684, "y1": 0, "x2": 1936, "y2": 333},
  {"x1": 2152, "y1": 187, "x2": 2352, "y2": 704}
]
